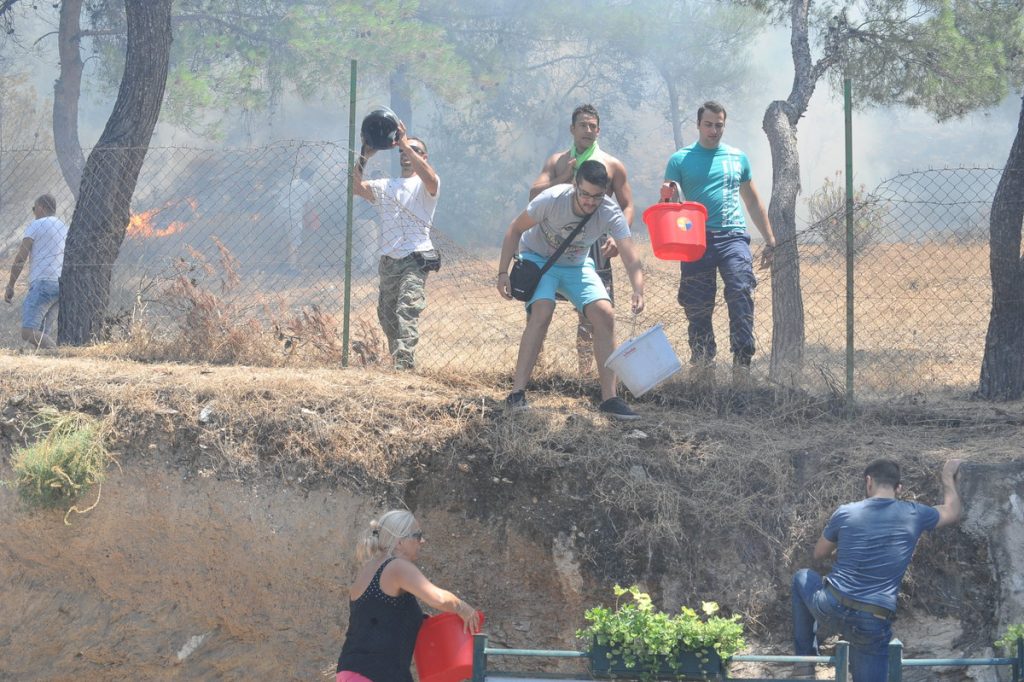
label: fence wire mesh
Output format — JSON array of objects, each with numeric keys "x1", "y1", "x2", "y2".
[{"x1": 0, "y1": 141, "x2": 1011, "y2": 398}]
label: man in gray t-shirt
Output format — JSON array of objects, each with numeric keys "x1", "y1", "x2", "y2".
[
  {"x1": 497, "y1": 160, "x2": 645, "y2": 420},
  {"x1": 529, "y1": 104, "x2": 635, "y2": 374}
]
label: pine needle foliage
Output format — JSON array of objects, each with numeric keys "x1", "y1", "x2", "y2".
[{"x1": 12, "y1": 409, "x2": 111, "y2": 508}]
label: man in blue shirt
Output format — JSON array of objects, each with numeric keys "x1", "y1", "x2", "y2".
[
  {"x1": 662, "y1": 101, "x2": 776, "y2": 376},
  {"x1": 791, "y1": 458, "x2": 964, "y2": 680}
]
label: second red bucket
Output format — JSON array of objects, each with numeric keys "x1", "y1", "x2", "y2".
[
  {"x1": 414, "y1": 611, "x2": 485, "y2": 682},
  {"x1": 643, "y1": 201, "x2": 708, "y2": 261}
]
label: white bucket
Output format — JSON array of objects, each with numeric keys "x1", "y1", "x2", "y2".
[{"x1": 604, "y1": 323, "x2": 682, "y2": 397}]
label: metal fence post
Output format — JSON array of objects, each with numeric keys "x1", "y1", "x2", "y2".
[
  {"x1": 843, "y1": 75, "x2": 855, "y2": 403},
  {"x1": 1015, "y1": 636, "x2": 1023, "y2": 682},
  {"x1": 887, "y1": 639, "x2": 903, "y2": 681},
  {"x1": 342, "y1": 58, "x2": 357, "y2": 367},
  {"x1": 472, "y1": 633, "x2": 487, "y2": 682},
  {"x1": 835, "y1": 641, "x2": 850, "y2": 682}
]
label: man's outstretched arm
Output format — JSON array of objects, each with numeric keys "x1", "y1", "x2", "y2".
[{"x1": 934, "y1": 459, "x2": 963, "y2": 528}]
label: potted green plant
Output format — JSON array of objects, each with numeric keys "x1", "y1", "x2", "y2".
[{"x1": 577, "y1": 585, "x2": 745, "y2": 681}]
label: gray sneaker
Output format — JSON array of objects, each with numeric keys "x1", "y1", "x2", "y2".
[
  {"x1": 505, "y1": 390, "x2": 529, "y2": 411},
  {"x1": 599, "y1": 397, "x2": 640, "y2": 421}
]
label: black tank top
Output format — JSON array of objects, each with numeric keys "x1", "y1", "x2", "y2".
[{"x1": 336, "y1": 557, "x2": 425, "y2": 681}]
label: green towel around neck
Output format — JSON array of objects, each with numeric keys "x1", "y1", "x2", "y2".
[{"x1": 570, "y1": 142, "x2": 599, "y2": 177}]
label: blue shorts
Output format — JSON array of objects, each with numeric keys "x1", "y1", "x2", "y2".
[
  {"x1": 521, "y1": 252, "x2": 610, "y2": 312},
  {"x1": 22, "y1": 278, "x2": 59, "y2": 332}
]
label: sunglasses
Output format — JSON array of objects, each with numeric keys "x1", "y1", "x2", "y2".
[
  {"x1": 404, "y1": 146, "x2": 426, "y2": 156},
  {"x1": 407, "y1": 530, "x2": 425, "y2": 541}
]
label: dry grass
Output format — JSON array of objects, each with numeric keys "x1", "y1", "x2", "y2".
[
  {"x1": 0, "y1": 239, "x2": 992, "y2": 397},
  {"x1": 0, "y1": 353, "x2": 485, "y2": 488}
]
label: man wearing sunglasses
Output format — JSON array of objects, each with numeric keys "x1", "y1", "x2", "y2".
[
  {"x1": 4, "y1": 194, "x2": 68, "y2": 349},
  {"x1": 498, "y1": 160, "x2": 645, "y2": 420},
  {"x1": 353, "y1": 120, "x2": 439, "y2": 371},
  {"x1": 529, "y1": 104, "x2": 634, "y2": 374}
]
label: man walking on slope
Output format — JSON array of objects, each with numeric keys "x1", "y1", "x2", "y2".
[
  {"x1": 530, "y1": 104, "x2": 635, "y2": 373},
  {"x1": 498, "y1": 159, "x2": 645, "y2": 420},
  {"x1": 662, "y1": 100, "x2": 776, "y2": 378},
  {"x1": 791, "y1": 458, "x2": 963, "y2": 680},
  {"x1": 4, "y1": 194, "x2": 68, "y2": 349}
]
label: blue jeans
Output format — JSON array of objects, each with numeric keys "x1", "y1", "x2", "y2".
[
  {"x1": 677, "y1": 231, "x2": 756, "y2": 364},
  {"x1": 22, "y1": 278, "x2": 60, "y2": 333},
  {"x1": 792, "y1": 569, "x2": 892, "y2": 682}
]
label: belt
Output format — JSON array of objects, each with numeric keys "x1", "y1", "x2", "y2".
[{"x1": 825, "y1": 582, "x2": 895, "y2": 620}]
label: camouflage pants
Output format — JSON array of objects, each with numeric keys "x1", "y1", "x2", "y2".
[{"x1": 378, "y1": 254, "x2": 428, "y2": 369}]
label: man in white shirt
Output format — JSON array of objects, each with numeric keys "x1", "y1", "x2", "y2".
[
  {"x1": 353, "y1": 121, "x2": 439, "y2": 370},
  {"x1": 285, "y1": 166, "x2": 317, "y2": 272},
  {"x1": 4, "y1": 194, "x2": 68, "y2": 349}
]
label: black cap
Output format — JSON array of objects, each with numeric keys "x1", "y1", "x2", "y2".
[{"x1": 361, "y1": 107, "x2": 400, "y2": 150}]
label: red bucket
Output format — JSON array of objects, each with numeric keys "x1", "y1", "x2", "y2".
[
  {"x1": 642, "y1": 201, "x2": 707, "y2": 261},
  {"x1": 414, "y1": 611, "x2": 484, "y2": 682}
]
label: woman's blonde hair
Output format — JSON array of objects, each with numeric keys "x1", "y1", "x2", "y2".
[{"x1": 355, "y1": 509, "x2": 417, "y2": 562}]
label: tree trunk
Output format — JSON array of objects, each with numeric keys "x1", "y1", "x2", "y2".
[
  {"x1": 53, "y1": 0, "x2": 86, "y2": 199},
  {"x1": 760, "y1": 0, "x2": 833, "y2": 382},
  {"x1": 764, "y1": 100, "x2": 805, "y2": 381},
  {"x1": 58, "y1": 0, "x2": 172, "y2": 346},
  {"x1": 978, "y1": 94, "x2": 1024, "y2": 400},
  {"x1": 661, "y1": 67, "x2": 684, "y2": 150},
  {"x1": 389, "y1": 65, "x2": 412, "y2": 177}
]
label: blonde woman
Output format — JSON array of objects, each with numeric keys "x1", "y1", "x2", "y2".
[{"x1": 336, "y1": 510, "x2": 481, "y2": 682}]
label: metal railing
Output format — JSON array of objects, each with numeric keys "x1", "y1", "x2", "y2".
[
  {"x1": 885, "y1": 637, "x2": 1022, "y2": 681},
  {"x1": 470, "y1": 633, "x2": 1024, "y2": 681}
]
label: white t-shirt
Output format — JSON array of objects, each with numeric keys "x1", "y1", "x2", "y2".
[
  {"x1": 367, "y1": 175, "x2": 438, "y2": 258},
  {"x1": 24, "y1": 216, "x2": 69, "y2": 283}
]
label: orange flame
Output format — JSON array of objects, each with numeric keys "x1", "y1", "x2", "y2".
[{"x1": 127, "y1": 197, "x2": 198, "y2": 239}]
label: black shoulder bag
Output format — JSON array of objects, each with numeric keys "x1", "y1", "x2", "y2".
[{"x1": 508, "y1": 210, "x2": 595, "y2": 302}]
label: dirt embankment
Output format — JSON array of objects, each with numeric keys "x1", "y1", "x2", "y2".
[{"x1": 2, "y1": 352, "x2": 1023, "y2": 681}]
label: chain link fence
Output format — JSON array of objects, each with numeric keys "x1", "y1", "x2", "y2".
[{"x1": 0, "y1": 141, "x2": 1007, "y2": 397}]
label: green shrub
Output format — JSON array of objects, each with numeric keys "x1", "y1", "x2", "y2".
[
  {"x1": 806, "y1": 172, "x2": 889, "y2": 258},
  {"x1": 995, "y1": 623, "x2": 1024, "y2": 651},
  {"x1": 12, "y1": 408, "x2": 111, "y2": 508}
]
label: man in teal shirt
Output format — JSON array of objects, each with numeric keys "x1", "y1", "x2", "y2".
[{"x1": 662, "y1": 101, "x2": 776, "y2": 373}]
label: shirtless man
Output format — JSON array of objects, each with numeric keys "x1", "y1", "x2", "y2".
[{"x1": 529, "y1": 104, "x2": 635, "y2": 372}]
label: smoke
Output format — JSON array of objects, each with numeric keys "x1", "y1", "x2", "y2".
[{"x1": 1, "y1": 9, "x2": 1019, "y2": 248}]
